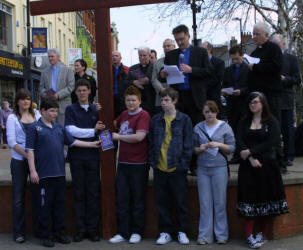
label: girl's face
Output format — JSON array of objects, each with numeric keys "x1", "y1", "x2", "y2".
[
  {"x1": 74, "y1": 61, "x2": 85, "y2": 74},
  {"x1": 17, "y1": 97, "x2": 31, "y2": 111},
  {"x1": 203, "y1": 105, "x2": 217, "y2": 122},
  {"x1": 249, "y1": 97, "x2": 263, "y2": 114}
]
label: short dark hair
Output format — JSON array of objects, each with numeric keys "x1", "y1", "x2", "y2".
[
  {"x1": 172, "y1": 24, "x2": 189, "y2": 35},
  {"x1": 229, "y1": 46, "x2": 243, "y2": 56},
  {"x1": 75, "y1": 59, "x2": 87, "y2": 71},
  {"x1": 159, "y1": 87, "x2": 179, "y2": 101},
  {"x1": 245, "y1": 91, "x2": 272, "y2": 123},
  {"x1": 203, "y1": 100, "x2": 219, "y2": 114},
  {"x1": 40, "y1": 96, "x2": 59, "y2": 110},
  {"x1": 150, "y1": 49, "x2": 157, "y2": 57},
  {"x1": 75, "y1": 79, "x2": 91, "y2": 90},
  {"x1": 124, "y1": 85, "x2": 141, "y2": 101}
]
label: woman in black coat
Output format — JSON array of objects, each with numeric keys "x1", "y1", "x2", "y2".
[{"x1": 237, "y1": 91, "x2": 289, "y2": 249}]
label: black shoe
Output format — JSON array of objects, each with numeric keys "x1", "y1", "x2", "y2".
[
  {"x1": 286, "y1": 159, "x2": 293, "y2": 166},
  {"x1": 228, "y1": 157, "x2": 239, "y2": 164},
  {"x1": 53, "y1": 233, "x2": 71, "y2": 244},
  {"x1": 73, "y1": 232, "x2": 85, "y2": 242},
  {"x1": 42, "y1": 238, "x2": 55, "y2": 247},
  {"x1": 88, "y1": 231, "x2": 100, "y2": 242}
]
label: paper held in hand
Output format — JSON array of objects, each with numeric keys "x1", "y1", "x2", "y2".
[
  {"x1": 164, "y1": 64, "x2": 185, "y2": 85},
  {"x1": 243, "y1": 54, "x2": 260, "y2": 64},
  {"x1": 221, "y1": 87, "x2": 234, "y2": 95}
]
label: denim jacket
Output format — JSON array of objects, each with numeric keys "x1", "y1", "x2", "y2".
[{"x1": 149, "y1": 111, "x2": 193, "y2": 172}]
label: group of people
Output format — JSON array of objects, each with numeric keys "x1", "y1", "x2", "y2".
[{"x1": 5, "y1": 21, "x2": 295, "y2": 248}]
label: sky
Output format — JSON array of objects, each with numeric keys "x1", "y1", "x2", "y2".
[{"x1": 110, "y1": 3, "x2": 246, "y2": 66}]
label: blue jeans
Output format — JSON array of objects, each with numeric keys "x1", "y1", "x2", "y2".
[
  {"x1": 10, "y1": 158, "x2": 29, "y2": 240},
  {"x1": 197, "y1": 166, "x2": 228, "y2": 243}
]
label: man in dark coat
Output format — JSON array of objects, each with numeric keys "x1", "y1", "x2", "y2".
[
  {"x1": 247, "y1": 22, "x2": 283, "y2": 123},
  {"x1": 128, "y1": 47, "x2": 155, "y2": 116},
  {"x1": 222, "y1": 46, "x2": 249, "y2": 164},
  {"x1": 202, "y1": 41, "x2": 225, "y2": 112},
  {"x1": 112, "y1": 51, "x2": 130, "y2": 118},
  {"x1": 272, "y1": 34, "x2": 302, "y2": 166},
  {"x1": 161, "y1": 24, "x2": 212, "y2": 125}
]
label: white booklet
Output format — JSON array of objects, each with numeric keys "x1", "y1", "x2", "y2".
[
  {"x1": 221, "y1": 87, "x2": 234, "y2": 95},
  {"x1": 243, "y1": 54, "x2": 260, "y2": 64},
  {"x1": 164, "y1": 64, "x2": 185, "y2": 85}
]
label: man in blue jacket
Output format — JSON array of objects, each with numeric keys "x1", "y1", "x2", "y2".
[{"x1": 149, "y1": 87, "x2": 193, "y2": 245}]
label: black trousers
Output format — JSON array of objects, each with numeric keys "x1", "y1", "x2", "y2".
[
  {"x1": 38, "y1": 177, "x2": 66, "y2": 239},
  {"x1": 70, "y1": 160, "x2": 100, "y2": 233},
  {"x1": 153, "y1": 168, "x2": 188, "y2": 234},
  {"x1": 281, "y1": 109, "x2": 295, "y2": 161},
  {"x1": 177, "y1": 90, "x2": 204, "y2": 126},
  {"x1": 116, "y1": 163, "x2": 148, "y2": 238},
  {"x1": 266, "y1": 95, "x2": 282, "y2": 125},
  {"x1": 207, "y1": 83, "x2": 222, "y2": 117}
]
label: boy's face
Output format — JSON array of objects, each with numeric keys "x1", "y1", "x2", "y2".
[
  {"x1": 125, "y1": 95, "x2": 141, "y2": 113},
  {"x1": 161, "y1": 95, "x2": 177, "y2": 112},
  {"x1": 76, "y1": 85, "x2": 91, "y2": 104},
  {"x1": 42, "y1": 107, "x2": 58, "y2": 122}
]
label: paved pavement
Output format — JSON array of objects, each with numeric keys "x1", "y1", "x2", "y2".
[{"x1": 1, "y1": 233, "x2": 303, "y2": 250}]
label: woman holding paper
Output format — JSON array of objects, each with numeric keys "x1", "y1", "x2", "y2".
[
  {"x1": 237, "y1": 92, "x2": 289, "y2": 248},
  {"x1": 193, "y1": 101, "x2": 235, "y2": 245}
]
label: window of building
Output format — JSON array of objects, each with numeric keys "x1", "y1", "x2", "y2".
[
  {"x1": 48, "y1": 22, "x2": 52, "y2": 48},
  {"x1": 40, "y1": 17, "x2": 45, "y2": 27},
  {"x1": 58, "y1": 29, "x2": 62, "y2": 52},
  {"x1": 23, "y1": 6, "x2": 27, "y2": 45},
  {"x1": 63, "y1": 33, "x2": 66, "y2": 61},
  {"x1": 0, "y1": 2, "x2": 13, "y2": 52}
]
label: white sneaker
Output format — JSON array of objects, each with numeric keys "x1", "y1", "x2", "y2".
[
  {"x1": 247, "y1": 234, "x2": 261, "y2": 249},
  {"x1": 178, "y1": 232, "x2": 189, "y2": 245},
  {"x1": 255, "y1": 232, "x2": 268, "y2": 246},
  {"x1": 109, "y1": 234, "x2": 125, "y2": 243},
  {"x1": 129, "y1": 233, "x2": 141, "y2": 244},
  {"x1": 156, "y1": 232, "x2": 172, "y2": 245}
]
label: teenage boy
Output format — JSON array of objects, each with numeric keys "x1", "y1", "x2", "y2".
[
  {"x1": 149, "y1": 87, "x2": 193, "y2": 245},
  {"x1": 26, "y1": 96, "x2": 101, "y2": 248},
  {"x1": 65, "y1": 79, "x2": 105, "y2": 242},
  {"x1": 109, "y1": 85, "x2": 151, "y2": 244}
]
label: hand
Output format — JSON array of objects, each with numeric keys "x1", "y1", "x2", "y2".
[
  {"x1": 53, "y1": 93, "x2": 59, "y2": 100},
  {"x1": 199, "y1": 144, "x2": 209, "y2": 152},
  {"x1": 248, "y1": 64, "x2": 254, "y2": 71},
  {"x1": 94, "y1": 121, "x2": 105, "y2": 133},
  {"x1": 240, "y1": 149, "x2": 251, "y2": 160},
  {"x1": 133, "y1": 80, "x2": 144, "y2": 89},
  {"x1": 180, "y1": 63, "x2": 192, "y2": 73},
  {"x1": 138, "y1": 77, "x2": 149, "y2": 85},
  {"x1": 249, "y1": 157, "x2": 262, "y2": 168},
  {"x1": 160, "y1": 70, "x2": 168, "y2": 79},
  {"x1": 91, "y1": 140, "x2": 102, "y2": 148},
  {"x1": 2, "y1": 126, "x2": 5, "y2": 129},
  {"x1": 281, "y1": 75, "x2": 286, "y2": 81},
  {"x1": 232, "y1": 89, "x2": 241, "y2": 96},
  {"x1": 208, "y1": 141, "x2": 221, "y2": 148},
  {"x1": 112, "y1": 132, "x2": 120, "y2": 141},
  {"x1": 30, "y1": 171, "x2": 39, "y2": 184},
  {"x1": 221, "y1": 90, "x2": 228, "y2": 96},
  {"x1": 93, "y1": 102, "x2": 102, "y2": 111}
]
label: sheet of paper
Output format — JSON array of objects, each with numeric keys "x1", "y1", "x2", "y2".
[
  {"x1": 222, "y1": 87, "x2": 234, "y2": 95},
  {"x1": 206, "y1": 147, "x2": 219, "y2": 157},
  {"x1": 164, "y1": 64, "x2": 185, "y2": 85},
  {"x1": 243, "y1": 54, "x2": 260, "y2": 64},
  {"x1": 99, "y1": 130, "x2": 115, "y2": 151}
]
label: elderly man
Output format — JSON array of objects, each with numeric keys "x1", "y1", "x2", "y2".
[
  {"x1": 272, "y1": 34, "x2": 302, "y2": 166},
  {"x1": 248, "y1": 22, "x2": 283, "y2": 122},
  {"x1": 201, "y1": 41, "x2": 225, "y2": 111},
  {"x1": 0, "y1": 101, "x2": 12, "y2": 148},
  {"x1": 40, "y1": 48, "x2": 75, "y2": 125},
  {"x1": 151, "y1": 39, "x2": 176, "y2": 113},
  {"x1": 112, "y1": 51, "x2": 130, "y2": 118},
  {"x1": 162, "y1": 24, "x2": 212, "y2": 125},
  {"x1": 128, "y1": 47, "x2": 155, "y2": 115}
]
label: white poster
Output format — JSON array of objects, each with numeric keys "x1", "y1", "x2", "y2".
[{"x1": 68, "y1": 48, "x2": 82, "y2": 67}]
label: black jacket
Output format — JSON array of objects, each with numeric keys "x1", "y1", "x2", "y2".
[
  {"x1": 210, "y1": 56, "x2": 225, "y2": 88},
  {"x1": 248, "y1": 40, "x2": 283, "y2": 96},
  {"x1": 164, "y1": 46, "x2": 212, "y2": 110},
  {"x1": 281, "y1": 52, "x2": 301, "y2": 110}
]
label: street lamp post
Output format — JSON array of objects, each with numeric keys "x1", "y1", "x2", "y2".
[
  {"x1": 26, "y1": 0, "x2": 31, "y2": 90},
  {"x1": 232, "y1": 17, "x2": 243, "y2": 48},
  {"x1": 186, "y1": 0, "x2": 202, "y2": 47}
]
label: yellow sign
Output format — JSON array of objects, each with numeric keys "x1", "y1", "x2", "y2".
[{"x1": 0, "y1": 57, "x2": 24, "y2": 70}]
